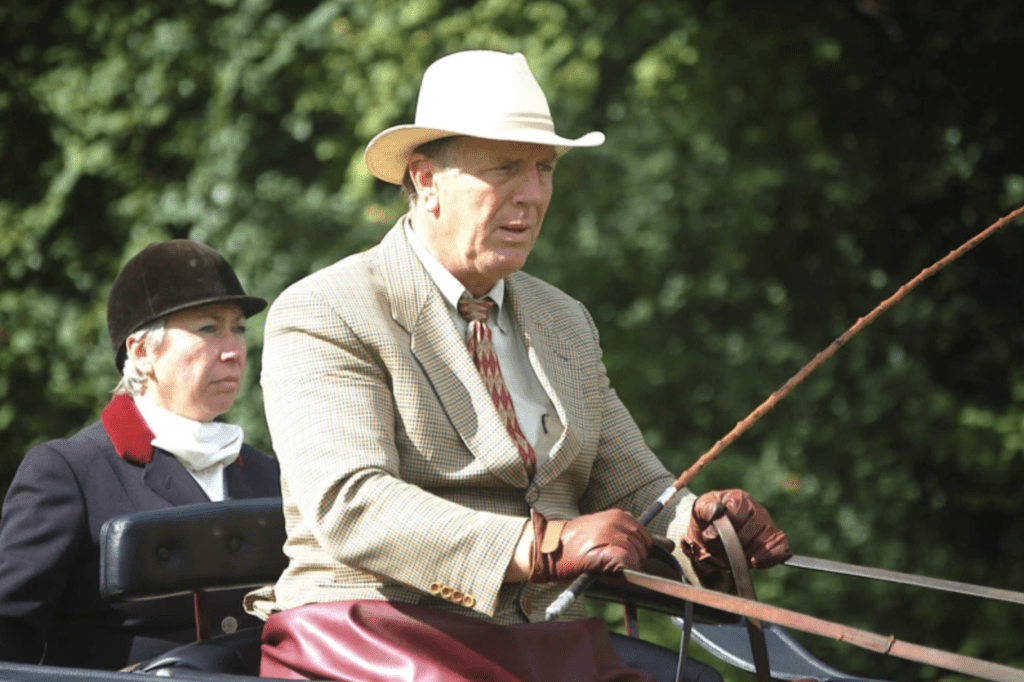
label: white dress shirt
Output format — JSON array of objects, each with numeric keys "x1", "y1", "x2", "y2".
[{"x1": 405, "y1": 220, "x2": 561, "y2": 467}]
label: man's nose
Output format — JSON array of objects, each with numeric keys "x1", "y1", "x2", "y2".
[{"x1": 514, "y1": 166, "x2": 548, "y2": 204}]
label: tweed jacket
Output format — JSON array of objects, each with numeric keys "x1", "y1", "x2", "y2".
[
  {"x1": 0, "y1": 396, "x2": 281, "y2": 669},
  {"x1": 248, "y1": 220, "x2": 698, "y2": 625}
]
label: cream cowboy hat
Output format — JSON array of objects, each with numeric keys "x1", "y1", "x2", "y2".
[{"x1": 364, "y1": 50, "x2": 605, "y2": 185}]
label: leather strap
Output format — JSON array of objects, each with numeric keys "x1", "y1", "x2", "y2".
[
  {"x1": 541, "y1": 520, "x2": 567, "y2": 553},
  {"x1": 193, "y1": 591, "x2": 209, "y2": 641},
  {"x1": 615, "y1": 570, "x2": 1024, "y2": 682},
  {"x1": 622, "y1": 602, "x2": 640, "y2": 638},
  {"x1": 712, "y1": 515, "x2": 771, "y2": 682},
  {"x1": 614, "y1": 545, "x2": 693, "y2": 682}
]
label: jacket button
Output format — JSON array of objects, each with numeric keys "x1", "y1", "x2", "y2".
[
  {"x1": 221, "y1": 616, "x2": 238, "y2": 634},
  {"x1": 462, "y1": 595, "x2": 476, "y2": 608},
  {"x1": 451, "y1": 590, "x2": 464, "y2": 603},
  {"x1": 429, "y1": 582, "x2": 442, "y2": 595},
  {"x1": 440, "y1": 586, "x2": 454, "y2": 599}
]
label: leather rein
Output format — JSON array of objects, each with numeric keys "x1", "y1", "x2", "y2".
[{"x1": 612, "y1": 511, "x2": 1024, "y2": 682}]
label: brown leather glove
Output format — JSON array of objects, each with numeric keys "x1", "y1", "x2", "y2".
[
  {"x1": 681, "y1": 489, "x2": 791, "y2": 572},
  {"x1": 528, "y1": 510, "x2": 660, "y2": 583}
]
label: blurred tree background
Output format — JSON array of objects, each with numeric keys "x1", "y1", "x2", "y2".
[{"x1": 1, "y1": 0, "x2": 1022, "y2": 679}]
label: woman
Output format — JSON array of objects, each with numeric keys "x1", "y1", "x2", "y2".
[{"x1": 0, "y1": 240, "x2": 281, "y2": 670}]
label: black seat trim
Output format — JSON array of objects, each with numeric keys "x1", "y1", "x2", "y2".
[{"x1": 99, "y1": 497, "x2": 287, "y2": 603}]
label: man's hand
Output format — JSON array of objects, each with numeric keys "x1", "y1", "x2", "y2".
[
  {"x1": 681, "y1": 489, "x2": 791, "y2": 572},
  {"x1": 528, "y1": 510, "x2": 663, "y2": 583}
]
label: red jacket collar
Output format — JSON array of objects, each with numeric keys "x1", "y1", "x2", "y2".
[
  {"x1": 101, "y1": 394, "x2": 156, "y2": 465},
  {"x1": 100, "y1": 394, "x2": 245, "y2": 467}
]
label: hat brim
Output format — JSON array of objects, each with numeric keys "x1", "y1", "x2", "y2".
[
  {"x1": 364, "y1": 125, "x2": 605, "y2": 185},
  {"x1": 152, "y1": 294, "x2": 268, "y2": 323}
]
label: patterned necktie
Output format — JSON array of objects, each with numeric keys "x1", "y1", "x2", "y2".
[{"x1": 457, "y1": 292, "x2": 537, "y2": 477}]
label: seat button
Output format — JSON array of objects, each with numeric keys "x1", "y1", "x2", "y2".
[{"x1": 221, "y1": 616, "x2": 238, "y2": 634}]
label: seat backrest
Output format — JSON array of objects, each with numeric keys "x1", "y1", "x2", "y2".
[{"x1": 99, "y1": 497, "x2": 287, "y2": 603}]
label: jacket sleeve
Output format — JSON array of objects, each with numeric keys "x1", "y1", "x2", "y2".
[
  {"x1": 571, "y1": 301, "x2": 698, "y2": 560},
  {"x1": 261, "y1": 278, "x2": 527, "y2": 617},
  {"x1": 0, "y1": 444, "x2": 89, "y2": 663}
]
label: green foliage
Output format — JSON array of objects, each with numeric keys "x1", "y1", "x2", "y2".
[{"x1": 2, "y1": 0, "x2": 1023, "y2": 679}]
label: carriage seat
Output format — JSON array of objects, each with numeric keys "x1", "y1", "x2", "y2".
[
  {"x1": 99, "y1": 498, "x2": 723, "y2": 681},
  {"x1": 99, "y1": 497, "x2": 287, "y2": 675}
]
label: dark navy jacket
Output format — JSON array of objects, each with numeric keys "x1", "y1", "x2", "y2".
[{"x1": 0, "y1": 395, "x2": 281, "y2": 670}]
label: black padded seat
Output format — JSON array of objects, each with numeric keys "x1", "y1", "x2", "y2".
[{"x1": 100, "y1": 497, "x2": 287, "y2": 604}]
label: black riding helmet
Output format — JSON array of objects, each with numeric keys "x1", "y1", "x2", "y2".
[{"x1": 106, "y1": 240, "x2": 267, "y2": 372}]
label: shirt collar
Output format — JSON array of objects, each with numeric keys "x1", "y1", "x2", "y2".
[{"x1": 404, "y1": 217, "x2": 506, "y2": 318}]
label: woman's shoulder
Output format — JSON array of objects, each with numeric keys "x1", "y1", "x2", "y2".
[
  {"x1": 236, "y1": 443, "x2": 281, "y2": 495},
  {"x1": 4, "y1": 421, "x2": 115, "y2": 518},
  {"x1": 19, "y1": 420, "x2": 114, "y2": 471},
  {"x1": 239, "y1": 443, "x2": 278, "y2": 469}
]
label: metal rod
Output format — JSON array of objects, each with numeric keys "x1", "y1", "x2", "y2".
[
  {"x1": 545, "y1": 204, "x2": 1024, "y2": 621},
  {"x1": 785, "y1": 554, "x2": 1024, "y2": 606}
]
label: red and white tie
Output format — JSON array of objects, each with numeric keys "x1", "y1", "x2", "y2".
[{"x1": 458, "y1": 293, "x2": 537, "y2": 478}]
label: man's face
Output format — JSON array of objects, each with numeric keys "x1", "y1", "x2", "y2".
[{"x1": 415, "y1": 137, "x2": 557, "y2": 296}]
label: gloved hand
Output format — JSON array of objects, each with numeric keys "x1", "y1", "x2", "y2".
[
  {"x1": 528, "y1": 510, "x2": 667, "y2": 583},
  {"x1": 681, "y1": 489, "x2": 791, "y2": 573}
]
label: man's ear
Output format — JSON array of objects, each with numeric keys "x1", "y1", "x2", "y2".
[{"x1": 409, "y1": 154, "x2": 440, "y2": 213}]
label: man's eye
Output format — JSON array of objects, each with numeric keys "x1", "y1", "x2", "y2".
[{"x1": 233, "y1": 325, "x2": 247, "y2": 335}]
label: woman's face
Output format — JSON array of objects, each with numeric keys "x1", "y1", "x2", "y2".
[{"x1": 133, "y1": 303, "x2": 248, "y2": 422}]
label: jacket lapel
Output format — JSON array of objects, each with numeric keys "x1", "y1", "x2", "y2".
[
  {"x1": 102, "y1": 394, "x2": 214, "y2": 506},
  {"x1": 505, "y1": 276, "x2": 584, "y2": 487},
  {"x1": 377, "y1": 222, "x2": 530, "y2": 489},
  {"x1": 142, "y1": 450, "x2": 212, "y2": 506},
  {"x1": 224, "y1": 460, "x2": 256, "y2": 499}
]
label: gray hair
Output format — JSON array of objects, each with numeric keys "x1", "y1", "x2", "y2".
[
  {"x1": 401, "y1": 136, "x2": 462, "y2": 207},
  {"x1": 113, "y1": 318, "x2": 167, "y2": 396}
]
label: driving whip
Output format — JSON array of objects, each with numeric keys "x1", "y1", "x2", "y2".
[{"x1": 546, "y1": 203, "x2": 1024, "y2": 620}]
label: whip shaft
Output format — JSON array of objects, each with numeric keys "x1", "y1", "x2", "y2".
[{"x1": 545, "y1": 205, "x2": 1024, "y2": 621}]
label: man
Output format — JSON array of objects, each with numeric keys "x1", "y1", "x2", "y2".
[{"x1": 248, "y1": 50, "x2": 790, "y2": 681}]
